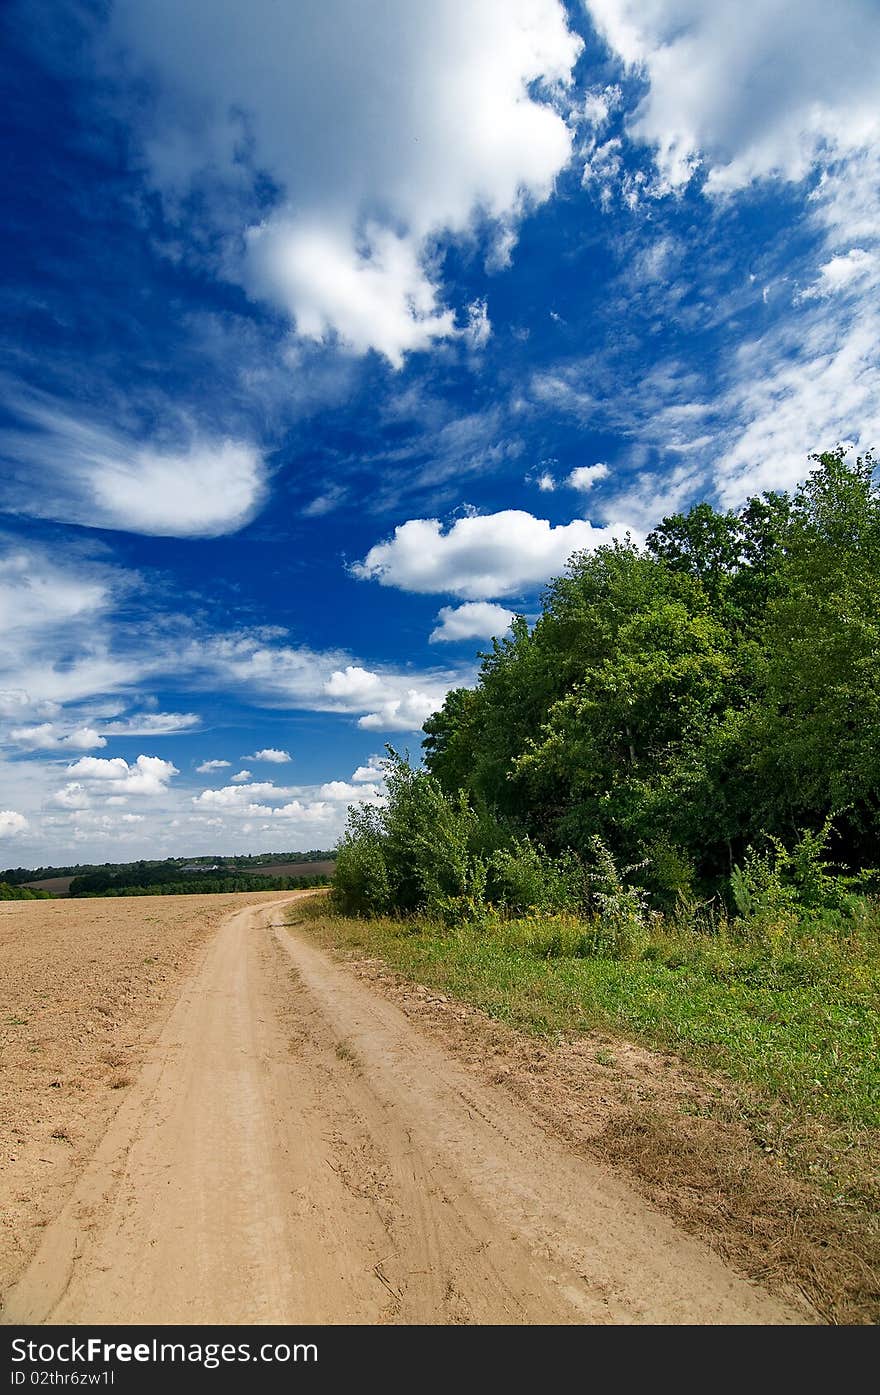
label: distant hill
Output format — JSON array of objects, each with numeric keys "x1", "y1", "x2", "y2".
[{"x1": 3, "y1": 851, "x2": 336, "y2": 898}]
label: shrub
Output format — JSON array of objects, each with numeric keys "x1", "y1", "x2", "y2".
[
  {"x1": 729, "y1": 816, "x2": 864, "y2": 946},
  {"x1": 333, "y1": 805, "x2": 392, "y2": 916}
]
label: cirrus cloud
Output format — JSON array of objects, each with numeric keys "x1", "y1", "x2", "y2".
[{"x1": 0, "y1": 392, "x2": 266, "y2": 539}]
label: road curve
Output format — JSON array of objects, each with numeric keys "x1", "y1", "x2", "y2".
[{"x1": 4, "y1": 897, "x2": 804, "y2": 1325}]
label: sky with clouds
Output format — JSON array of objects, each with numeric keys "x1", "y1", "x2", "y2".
[{"x1": 1, "y1": 0, "x2": 878, "y2": 866}]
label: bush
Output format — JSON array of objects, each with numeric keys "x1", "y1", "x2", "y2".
[
  {"x1": 729, "y1": 816, "x2": 866, "y2": 946},
  {"x1": 583, "y1": 835, "x2": 652, "y2": 958},
  {"x1": 333, "y1": 752, "x2": 489, "y2": 920},
  {"x1": 333, "y1": 805, "x2": 392, "y2": 916}
]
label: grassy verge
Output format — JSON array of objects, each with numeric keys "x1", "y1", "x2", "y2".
[
  {"x1": 299, "y1": 902, "x2": 879, "y2": 1129},
  {"x1": 292, "y1": 897, "x2": 880, "y2": 1321}
]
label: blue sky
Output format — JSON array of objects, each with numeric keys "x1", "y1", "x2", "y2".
[{"x1": 1, "y1": 0, "x2": 878, "y2": 865}]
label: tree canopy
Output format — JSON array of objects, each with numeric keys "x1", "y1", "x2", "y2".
[{"x1": 421, "y1": 449, "x2": 880, "y2": 903}]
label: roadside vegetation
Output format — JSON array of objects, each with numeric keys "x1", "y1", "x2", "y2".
[
  {"x1": 330, "y1": 452, "x2": 880, "y2": 1127},
  {"x1": 319, "y1": 451, "x2": 880, "y2": 1316}
]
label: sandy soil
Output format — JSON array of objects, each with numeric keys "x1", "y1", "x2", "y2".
[
  {"x1": 1, "y1": 896, "x2": 807, "y2": 1325},
  {"x1": 0, "y1": 891, "x2": 294, "y2": 1302}
]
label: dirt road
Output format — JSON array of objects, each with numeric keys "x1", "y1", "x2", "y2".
[{"x1": 3, "y1": 897, "x2": 804, "y2": 1324}]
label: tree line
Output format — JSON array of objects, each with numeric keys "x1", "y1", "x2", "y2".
[
  {"x1": 335, "y1": 450, "x2": 880, "y2": 932},
  {"x1": 0, "y1": 850, "x2": 336, "y2": 887}
]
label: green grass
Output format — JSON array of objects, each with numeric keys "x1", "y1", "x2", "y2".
[{"x1": 296, "y1": 903, "x2": 880, "y2": 1131}]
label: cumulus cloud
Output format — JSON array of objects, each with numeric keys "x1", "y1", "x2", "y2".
[
  {"x1": 358, "y1": 689, "x2": 446, "y2": 732},
  {"x1": 196, "y1": 759, "x2": 231, "y2": 773},
  {"x1": 244, "y1": 748, "x2": 291, "y2": 763},
  {"x1": 48, "y1": 783, "x2": 93, "y2": 811},
  {"x1": 585, "y1": 0, "x2": 880, "y2": 193},
  {"x1": 318, "y1": 781, "x2": 366, "y2": 802},
  {"x1": 65, "y1": 754, "x2": 179, "y2": 796},
  {"x1": 192, "y1": 781, "x2": 288, "y2": 809},
  {"x1": 567, "y1": 463, "x2": 610, "y2": 490},
  {"x1": 0, "y1": 393, "x2": 266, "y2": 538},
  {"x1": 230, "y1": 770, "x2": 252, "y2": 783},
  {"x1": 322, "y1": 666, "x2": 383, "y2": 704},
  {"x1": 0, "y1": 810, "x2": 28, "y2": 838},
  {"x1": 247, "y1": 221, "x2": 456, "y2": 369},
  {"x1": 163, "y1": 631, "x2": 468, "y2": 735},
  {"x1": 270, "y1": 799, "x2": 332, "y2": 822},
  {"x1": 354, "y1": 510, "x2": 633, "y2": 599},
  {"x1": 109, "y1": 0, "x2": 582, "y2": 364},
  {"x1": 430, "y1": 601, "x2": 516, "y2": 643},
  {"x1": 313, "y1": 664, "x2": 447, "y2": 730},
  {"x1": 351, "y1": 755, "x2": 385, "y2": 784}
]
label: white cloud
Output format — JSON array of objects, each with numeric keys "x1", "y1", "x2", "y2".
[
  {"x1": 537, "y1": 472, "x2": 556, "y2": 491},
  {"x1": 8, "y1": 723, "x2": 107, "y2": 752},
  {"x1": 176, "y1": 632, "x2": 466, "y2": 733},
  {"x1": 358, "y1": 689, "x2": 445, "y2": 732},
  {"x1": 322, "y1": 666, "x2": 383, "y2": 704},
  {"x1": 579, "y1": 84, "x2": 621, "y2": 129},
  {"x1": 271, "y1": 800, "x2": 334, "y2": 822},
  {"x1": 430, "y1": 601, "x2": 516, "y2": 643},
  {"x1": 354, "y1": 510, "x2": 633, "y2": 599},
  {"x1": 465, "y1": 299, "x2": 492, "y2": 350},
  {"x1": 65, "y1": 754, "x2": 179, "y2": 796},
  {"x1": 0, "y1": 543, "x2": 144, "y2": 712},
  {"x1": 0, "y1": 394, "x2": 266, "y2": 538},
  {"x1": 302, "y1": 486, "x2": 348, "y2": 518},
  {"x1": 585, "y1": 1, "x2": 880, "y2": 194},
  {"x1": 230, "y1": 770, "x2": 252, "y2": 783},
  {"x1": 318, "y1": 781, "x2": 366, "y2": 802},
  {"x1": 196, "y1": 759, "x2": 231, "y2": 773},
  {"x1": 0, "y1": 545, "x2": 109, "y2": 639},
  {"x1": 0, "y1": 810, "x2": 28, "y2": 838},
  {"x1": 0, "y1": 691, "x2": 56, "y2": 719},
  {"x1": 567, "y1": 462, "x2": 610, "y2": 490},
  {"x1": 244, "y1": 748, "x2": 291, "y2": 763},
  {"x1": 192, "y1": 781, "x2": 288, "y2": 809},
  {"x1": 110, "y1": 0, "x2": 582, "y2": 364},
  {"x1": 48, "y1": 784, "x2": 93, "y2": 811},
  {"x1": 796, "y1": 247, "x2": 877, "y2": 302},
  {"x1": 351, "y1": 755, "x2": 385, "y2": 784},
  {"x1": 247, "y1": 221, "x2": 456, "y2": 369},
  {"x1": 103, "y1": 712, "x2": 200, "y2": 736},
  {"x1": 713, "y1": 308, "x2": 880, "y2": 509},
  {"x1": 531, "y1": 370, "x2": 594, "y2": 420}
]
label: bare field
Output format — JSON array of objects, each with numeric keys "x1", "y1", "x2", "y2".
[
  {"x1": 21, "y1": 877, "x2": 74, "y2": 895},
  {"x1": 0, "y1": 890, "x2": 293, "y2": 1302},
  {"x1": 2, "y1": 894, "x2": 808, "y2": 1325},
  {"x1": 248, "y1": 860, "x2": 335, "y2": 879}
]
